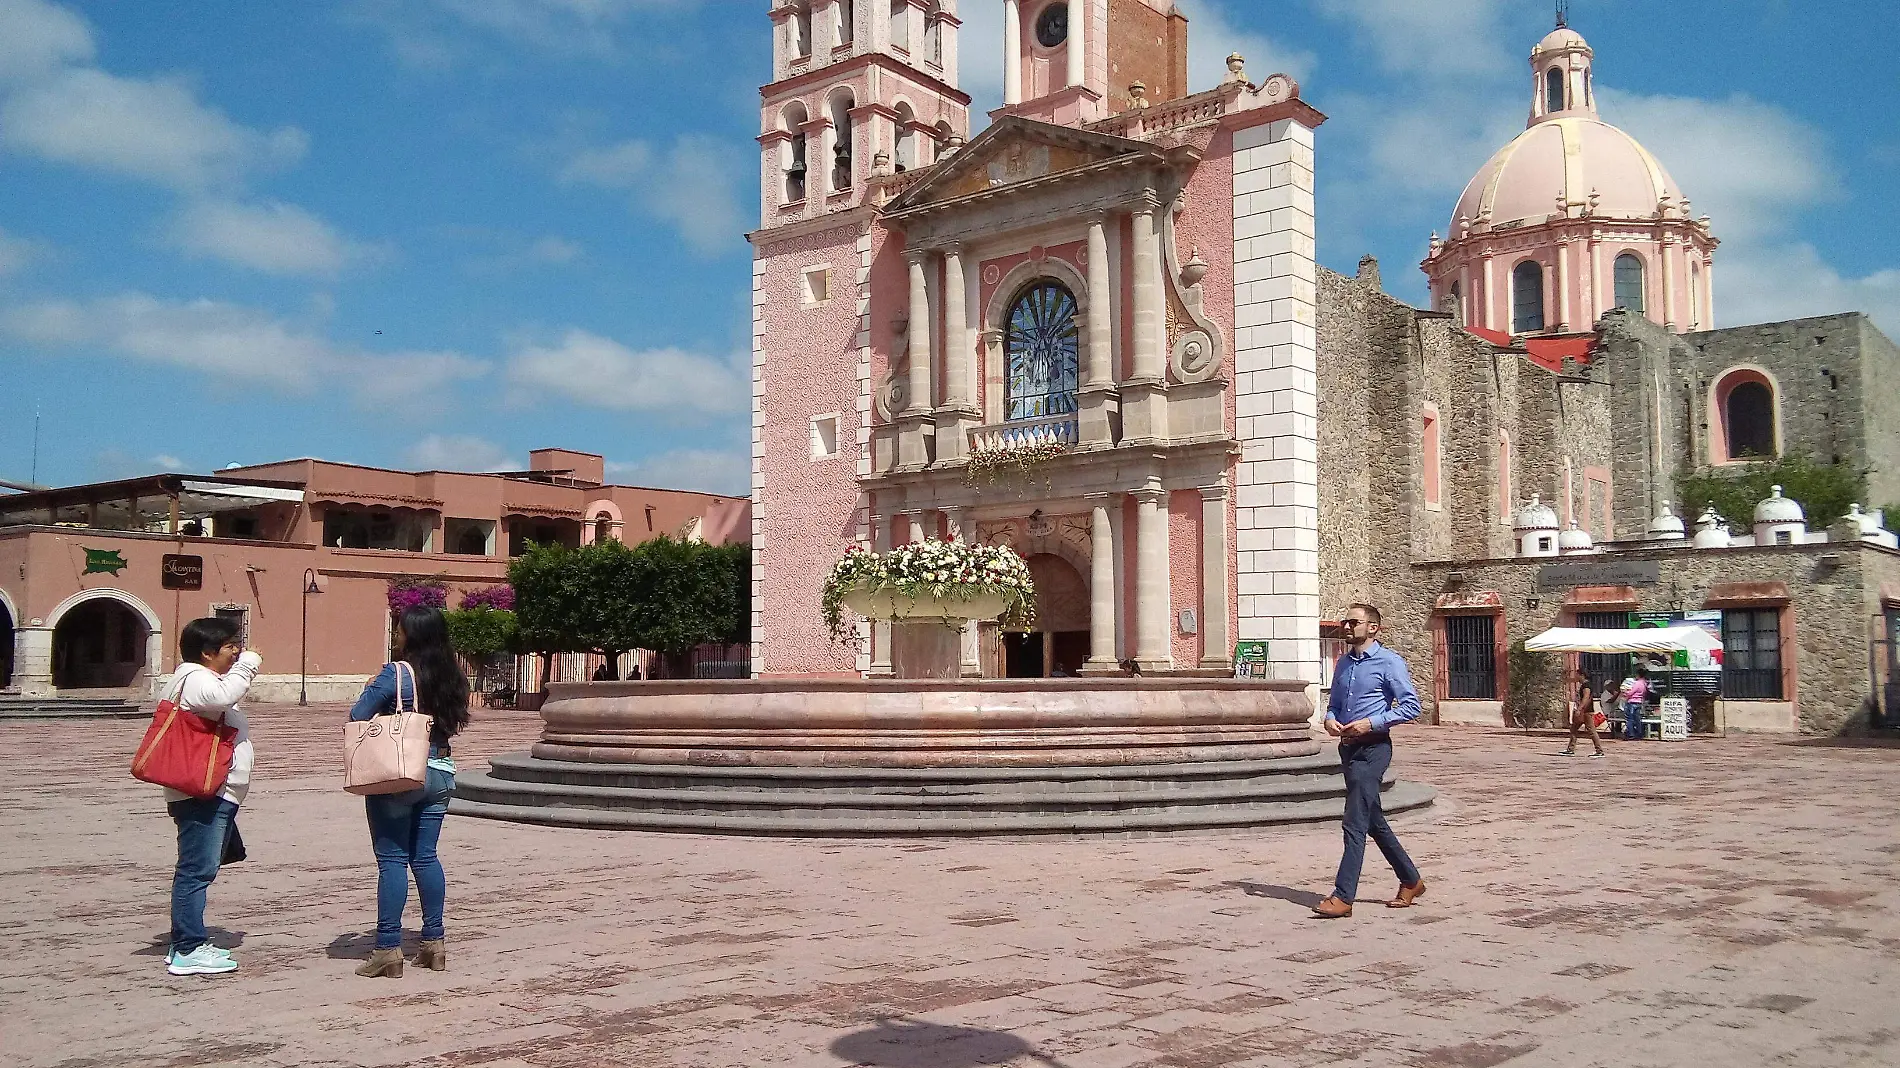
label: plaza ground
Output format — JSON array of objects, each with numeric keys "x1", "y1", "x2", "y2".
[{"x1": 4, "y1": 709, "x2": 1897, "y2": 1068}]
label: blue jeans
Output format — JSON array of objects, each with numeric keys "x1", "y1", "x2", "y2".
[
  {"x1": 1333, "y1": 737, "x2": 1420, "y2": 903},
  {"x1": 169, "y1": 796, "x2": 239, "y2": 954},
  {"x1": 364, "y1": 764, "x2": 454, "y2": 949},
  {"x1": 1623, "y1": 700, "x2": 1645, "y2": 740}
]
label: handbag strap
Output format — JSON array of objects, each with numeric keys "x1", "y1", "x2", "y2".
[
  {"x1": 390, "y1": 661, "x2": 417, "y2": 714},
  {"x1": 168, "y1": 664, "x2": 231, "y2": 725}
]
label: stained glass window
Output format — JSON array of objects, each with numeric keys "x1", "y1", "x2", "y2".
[{"x1": 1005, "y1": 281, "x2": 1079, "y2": 420}]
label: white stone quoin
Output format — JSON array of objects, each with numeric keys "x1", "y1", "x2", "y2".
[{"x1": 1232, "y1": 116, "x2": 1322, "y2": 685}]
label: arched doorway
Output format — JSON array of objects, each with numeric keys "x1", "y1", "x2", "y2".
[
  {"x1": 53, "y1": 599, "x2": 150, "y2": 690},
  {"x1": 1003, "y1": 553, "x2": 1090, "y2": 677},
  {"x1": 0, "y1": 594, "x2": 14, "y2": 690}
]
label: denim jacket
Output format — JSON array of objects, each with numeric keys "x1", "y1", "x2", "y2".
[{"x1": 348, "y1": 662, "x2": 451, "y2": 755}]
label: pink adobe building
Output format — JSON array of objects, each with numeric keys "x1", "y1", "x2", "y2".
[
  {"x1": 1421, "y1": 25, "x2": 1718, "y2": 336},
  {"x1": 752, "y1": 0, "x2": 1329, "y2": 682},
  {"x1": 0, "y1": 448, "x2": 747, "y2": 702}
]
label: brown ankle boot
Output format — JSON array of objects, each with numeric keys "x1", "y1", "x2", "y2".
[
  {"x1": 355, "y1": 947, "x2": 404, "y2": 978},
  {"x1": 413, "y1": 939, "x2": 446, "y2": 971}
]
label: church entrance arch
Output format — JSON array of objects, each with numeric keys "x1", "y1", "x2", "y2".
[
  {"x1": 49, "y1": 590, "x2": 160, "y2": 692},
  {"x1": 1003, "y1": 552, "x2": 1090, "y2": 678},
  {"x1": 0, "y1": 590, "x2": 15, "y2": 690}
]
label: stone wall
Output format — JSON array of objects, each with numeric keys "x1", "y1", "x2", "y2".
[{"x1": 1403, "y1": 541, "x2": 1900, "y2": 735}]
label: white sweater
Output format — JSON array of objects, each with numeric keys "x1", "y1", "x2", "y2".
[{"x1": 160, "y1": 652, "x2": 262, "y2": 806}]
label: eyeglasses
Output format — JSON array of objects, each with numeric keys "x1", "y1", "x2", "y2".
[{"x1": 1340, "y1": 619, "x2": 1372, "y2": 630}]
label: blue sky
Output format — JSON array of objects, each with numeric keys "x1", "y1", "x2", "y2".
[{"x1": 3, "y1": 0, "x2": 1894, "y2": 492}]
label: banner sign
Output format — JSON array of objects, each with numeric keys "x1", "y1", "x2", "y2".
[
  {"x1": 82, "y1": 548, "x2": 127, "y2": 575},
  {"x1": 1537, "y1": 559, "x2": 1661, "y2": 590}
]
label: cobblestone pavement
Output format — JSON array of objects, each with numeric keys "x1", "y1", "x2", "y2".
[{"x1": 4, "y1": 705, "x2": 1898, "y2": 1068}]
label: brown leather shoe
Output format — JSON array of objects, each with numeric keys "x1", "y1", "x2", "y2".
[
  {"x1": 1311, "y1": 895, "x2": 1353, "y2": 918},
  {"x1": 1387, "y1": 880, "x2": 1426, "y2": 908}
]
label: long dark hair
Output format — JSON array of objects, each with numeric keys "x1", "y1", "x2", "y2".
[{"x1": 397, "y1": 607, "x2": 470, "y2": 738}]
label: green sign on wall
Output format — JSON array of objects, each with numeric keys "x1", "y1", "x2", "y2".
[
  {"x1": 82, "y1": 548, "x2": 128, "y2": 576},
  {"x1": 1233, "y1": 640, "x2": 1269, "y2": 678}
]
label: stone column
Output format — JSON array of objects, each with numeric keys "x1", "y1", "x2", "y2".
[
  {"x1": 1457, "y1": 262, "x2": 1472, "y2": 327},
  {"x1": 1555, "y1": 241, "x2": 1572, "y2": 332},
  {"x1": 1084, "y1": 493, "x2": 1119, "y2": 672},
  {"x1": 936, "y1": 243, "x2": 975, "y2": 462},
  {"x1": 900, "y1": 248, "x2": 934, "y2": 468},
  {"x1": 1078, "y1": 210, "x2": 1114, "y2": 446},
  {"x1": 906, "y1": 510, "x2": 928, "y2": 544},
  {"x1": 1198, "y1": 484, "x2": 1230, "y2": 670},
  {"x1": 1003, "y1": 0, "x2": 1022, "y2": 105},
  {"x1": 1123, "y1": 194, "x2": 1165, "y2": 442},
  {"x1": 1134, "y1": 488, "x2": 1171, "y2": 670},
  {"x1": 869, "y1": 511, "x2": 894, "y2": 676},
  {"x1": 1481, "y1": 252, "x2": 1497, "y2": 332},
  {"x1": 1588, "y1": 234, "x2": 1603, "y2": 323},
  {"x1": 945, "y1": 507, "x2": 981, "y2": 676},
  {"x1": 14, "y1": 625, "x2": 53, "y2": 698},
  {"x1": 1661, "y1": 234, "x2": 1678, "y2": 330},
  {"x1": 1066, "y1": 1, "x2": 1085, "y2": 88},
  {"x1": 1701, "y1": 254, "x2": 1715, "y2": 330}
]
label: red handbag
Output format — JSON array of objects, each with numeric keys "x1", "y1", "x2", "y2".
[{"x1": 131, "y1": 672, "x2": 237, "y2": 798}]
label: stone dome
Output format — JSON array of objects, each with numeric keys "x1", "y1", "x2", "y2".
[
  {"x1": 1753, "y1": 485, "x2": 1805, "y2": 526},
  {"x1": 1452, "y1": 117, "x2": 1685, "y2": 234},
  {"x1": 1514, "y1": 494, "x2": 1559, "y2": 532},
  {"x1": 1558, "y1": 522, "x2": 1595, "y2": 553},
  {"x1": 1647, "y1": 502, "x2": 1687, "y2": 540},
  {"x1": 1692, "y1": 506, "x2": 1731, "y2": 549},
  {"x1": 1534, "y1": 27, "x2": 1591, "y2": 54}
]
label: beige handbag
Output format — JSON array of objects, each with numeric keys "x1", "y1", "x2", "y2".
[{"x1": 343, "y1": 661, "x2": 431, "y2": 796}]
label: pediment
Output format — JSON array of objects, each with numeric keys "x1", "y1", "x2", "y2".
[{"x1": 885, "y1": 117, "x2": 1159, "y2": 213}]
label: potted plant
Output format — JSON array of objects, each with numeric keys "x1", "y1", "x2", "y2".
[{"x1": 820, "y1": 539, "x2": 1036, "y2": 643}]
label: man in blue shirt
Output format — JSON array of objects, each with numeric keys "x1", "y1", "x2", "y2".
[{"x1": 1313, "y1": 602, "x2": 1426, "y2": 918}]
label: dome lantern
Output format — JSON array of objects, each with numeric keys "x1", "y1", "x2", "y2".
[
  {"x1": 1752, "y1": 485, "x2": 1808, "y2": 546},
  {"x1": 1647, "y1": 502, "x2": 1687, "y2": 542},
  {"x1": 1514, "y1": 494, "x2": 1562, "y2": 557}
]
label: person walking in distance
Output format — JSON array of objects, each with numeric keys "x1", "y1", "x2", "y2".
[
  {"x1": 1312, "y1": 604, "x2": 1425, "y2": 919},
  {"x1": 1560, "y1": 670, "x2": 1607, "y2": 757}
]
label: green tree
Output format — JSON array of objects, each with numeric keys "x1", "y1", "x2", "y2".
[
  {"x1": 1676, "y1": 453, "x2": 1867, "y2": 530},
  {"x1": 507, "y1": 537, "x2": 750, "y2": 687},
  {"x1": 443, "y1": 607, "x2": 520, "y2": 692}
]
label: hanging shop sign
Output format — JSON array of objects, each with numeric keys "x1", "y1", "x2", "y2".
[{"x1": 161, "y1": 554, "x2": 204, "y2": 591}]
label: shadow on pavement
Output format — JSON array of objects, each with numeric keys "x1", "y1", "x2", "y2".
[
  {"x1": 326, "y1": 931, "x2": 411, "y2": 959},
  {"x1": 829, "y1": 1016, "x2": 1072, "y2": 1068},
  {"x1": 135, "y1": 927, "x2": 246, "y2": 957},
  {"x1": 1225, "y1": 881, "x2": 1324, "y2": 909}
]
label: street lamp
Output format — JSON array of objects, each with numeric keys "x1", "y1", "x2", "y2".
[{"x1": 300, "y1": 568, "x2": 322, "y2": 706}]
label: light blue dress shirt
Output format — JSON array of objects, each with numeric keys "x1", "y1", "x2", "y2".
[{"x1": 1324, "y1": 641, "x2": 1422, "y2": 734}]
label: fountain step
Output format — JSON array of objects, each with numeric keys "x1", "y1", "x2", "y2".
[
  {"x1": 486, "y1": 752, "x2": 1347, "y2": 795},
  {"x1": 450, "y1": 780, "x2": 1436, "y2": 837},
  {"x1": 0, "y1": 697, "x2": 145, "y2": 719},
  {"x1": 451, "y1": 752, "x2": 1435, "y2": 836}
]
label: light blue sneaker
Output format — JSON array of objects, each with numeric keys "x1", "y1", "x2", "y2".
[
  {"x1": 167, "y1": 944, "x2": 238, "y2": 976},
  {"x1": 167, "y1": 945, "x2": 233, "y2": 965}
]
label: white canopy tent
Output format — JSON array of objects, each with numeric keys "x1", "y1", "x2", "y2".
[{"x1": 1523, "y1": 626, "x2": 1724, "y2": 655}]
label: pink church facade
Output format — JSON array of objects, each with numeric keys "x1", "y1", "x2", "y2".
[
  {"x1": 1421, "y1": 27, "x2": 1718, "y2": 336},
  {"x1": 752, "y1": 0, "x2": 1327, "y2": 683}
]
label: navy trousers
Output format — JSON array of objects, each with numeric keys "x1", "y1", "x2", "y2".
[{"x1": 1332, "y1": 737, "x2": 1420, "y2": 902}]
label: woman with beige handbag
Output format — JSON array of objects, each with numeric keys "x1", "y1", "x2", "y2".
[{"x1": 345, "y1": 607, "x2": 470, "y2": 978}]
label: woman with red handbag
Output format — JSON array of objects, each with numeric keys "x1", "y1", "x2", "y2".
[
  {"x1": 1558, "y1": 671, "x2": 1606, "y2": 758},
  {"x1": 158, "y1": 617, "x2": 261, "y2": 976},
  {"x1": 347, "y1": 607, "x2": 469, "y2": 978}
]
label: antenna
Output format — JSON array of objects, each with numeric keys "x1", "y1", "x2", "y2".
[
  {"x1": 29, "y1": 400, "x2": 40, "y2": 485},
  {"x1": 1556, "y1": 0, "x2": 1570, "y2": 28}
]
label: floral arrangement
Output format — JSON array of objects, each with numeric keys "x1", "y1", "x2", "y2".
[
  {"x1": 820, "y1": 539, "x2": 1036, "y2": 642},
  {"x1": 460, "y1": 584, "x2": 516, "y2": 611},
  {"x1": 965, "y1": 437, "x2": 1070, "y2": 484},
  {"x1": 386, "y1": 576, "x2": 448, "y2": 615}
]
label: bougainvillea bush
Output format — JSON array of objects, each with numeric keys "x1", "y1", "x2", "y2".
[
  {"x1": 460, "y1": 584, "x2": 515, "y2": 611},
  {"x1": 820, "y1": 539, "x2": 1035, "y2": 643},
  {"x1": 387, "y1": 577, "x2": 448, "y2": 615}
]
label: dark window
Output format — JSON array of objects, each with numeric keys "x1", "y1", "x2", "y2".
[
  {"x1": 1035, "y1": 2, "x2": 1069, "y2": 48},
  {"x1": 1005, "y1": 281, "x2": 1079, "y2": 420},
  {"x1": 1545, "y1": 67, "x2": 1565, "y2": 113},
  {"x1": 1613, "y1": 253, "x2": 1645, "y2": 311},
  {"x1": 1726, "y1": 381, "x2": 1776, "y2": 458},
  {"x1": 1512, "y1": 260, "x2": 1544, "y2": 333},
  {"x1": 1722, "y1": 609, "x2": 1783, "y2": 699},
  {"x1": 1577, "y1": 611, "x2": 1631, "y2": 696},
  {"x1": 1445, "y1": 614, "x2": 1498, "y2": 700}
]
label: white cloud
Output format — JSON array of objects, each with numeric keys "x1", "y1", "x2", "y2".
[
  {"x1": 1716, "y1": 242, "x2": 1900, "y2": 336},
  {"x1": 405, "y1": 434, "x2": 520, "y2": 472},
  {"x1": 0, "y1": 292, "x2": 487, "y2": 400},
  {"x1": 150, "y1": 453, "x2": 187, "y2": 470},
  {"x1": 560, "y1": 135, "x2": 740, "y2": 255},
  {"x1": 505, "y1": 327, "x2": 746, "y2": 415},
  {"x1": 1598, "y1": 89, "x2": 1837, "y2": 242},
  {"x1": 1312, "y1": 0, "x2": 1513, "y2": 79},
  {"x1": 0, "y1": 67, "x2": 307, "y2": 190},
  {"x1": 166, "y1": 198, "x2": 372, "y2": 276},
  {"x1": 1176, "y1": 0, "x2": 1315, "y2": 92},
  {"x1": 0, "y1": 0, "x2": 93, "y2": 84},
  {"x1": 607, "y1": 446, "x2": 749, "y2": 496},
  {"x1": 0, "y1": 226, "x2": 39, "y2": 276},
  {"x1": 527, "y1": 235, "x2": 582, "y2": 263}
]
